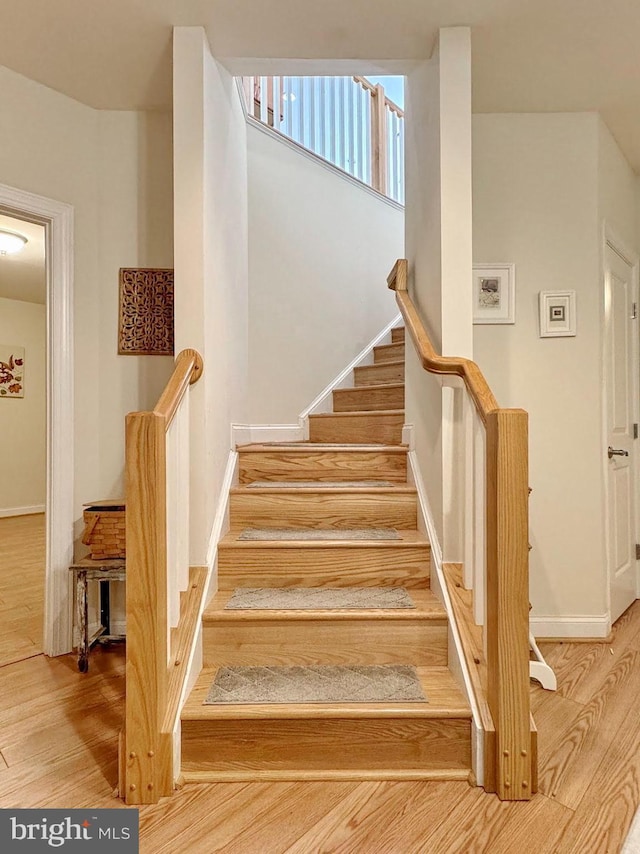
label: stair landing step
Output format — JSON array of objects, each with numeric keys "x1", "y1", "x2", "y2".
[
  {"x1": 183, "y1": 666, "x2": 471, "y2": 720},
  {"x1": 204, "y1": 588, "x2": 445, "y2": 622},
  {"x1": 181, "y1": 769, "x2": 471, "y2": 783}
]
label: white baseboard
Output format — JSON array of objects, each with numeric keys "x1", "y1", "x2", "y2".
[
  {"x1": 231, "y1": 423, "x2": 304, "y2": 446},
  {"x1": 407, "y1": 445, "x2": 443, "y2": 570},
  {"x1": 0, "y1": 504, "x2": 45, "y2": 518},
  {"x1": 530, "y1": 614, "x2": 611, "y2": 639},
  {"x1": 205, "y1": 451, "x2": 239, "y2": 573},
  {"x1": 299, "y1": 314, "x2": 402, "y2": 418}
]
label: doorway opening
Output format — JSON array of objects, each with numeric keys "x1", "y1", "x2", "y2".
[
  {"x1": 0, "y1": 184, "x2": 74, "y2": 659},
  {"x1": 0, "y1": 214, "x2": 46, "y2": 664}
]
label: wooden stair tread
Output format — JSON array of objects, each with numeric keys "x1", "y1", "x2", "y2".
[
  {"x1": 237, "y1": 443, "x2": 408, "y2": 453},
  {"x1": 356, "y1": 359, "x2": 404, "y2": 368},
  {"x1": 203, "y1": 588, "x2": 446, "y2": 622},
  {"x1": 182, "y1": 666, "x2": 471, "y2": 720},
  {"x1": 219, "y1": 529, "x2": 430, "y2": 549},
  {"x1": 335, "y1": 382, "x2": 404, "y2": 393},
  {"x1": 230, "y1": 484, "x2": 416, "y2": 495}
]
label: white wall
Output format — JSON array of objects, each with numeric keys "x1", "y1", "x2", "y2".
[
  {"x1": 0, "y1": 64, "x2": 174, "y2": 530},
  {"x1": 0, "y1": 298, "x2": 45, "y2": 513},
  {"x1": 473, "y1": 112, "x2": 605, "y2": 625},
  {"x1": 173, "y1": 28, "x2": 249, "y2": 563},
  {"x1": 246, "y1": 123, "x2": 403, "y2": 422},
  {"x1": 404, "y1": 29, "x2": 473, "y2": 552},
  {"x1": 598, "y1": 117, "x2": 638, "y2": 251}
]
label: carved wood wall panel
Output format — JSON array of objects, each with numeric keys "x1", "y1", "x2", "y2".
[{"x1": 118, "y1": 268, "x2": 174, "y2": 355}]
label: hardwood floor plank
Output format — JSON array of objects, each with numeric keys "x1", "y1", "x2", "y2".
[
  {"x1": 283, "y1": 781, "x2": 467, "y2": 854},
  {"x1": 0, "y1": 515, "x2": 45, "y2": 666},
  {"x1": 143, "y1": 782, "x2": 360, "y2": 854},
  {"x1": 539, "y1": 648, "x2": 640, "y2": 809},
  {"x1": 423, "y1": 789, "x2": 573, "y2": 854},
  {"x1": 555, "y1": 696, "x2": 640, "y2": 853}
]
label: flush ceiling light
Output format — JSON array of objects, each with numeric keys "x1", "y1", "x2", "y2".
[{"x1": 0, "y1": 229, "x2": 28, "y2": 255}]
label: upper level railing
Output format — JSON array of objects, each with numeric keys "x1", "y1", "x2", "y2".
[
  {"x1": 242, "y1": 76, "x2": 404, "y2": 204},
  {"x1": 387, "y1": 260, "x2": 533, "y2": 801},
  {"x1": 122, "y1": 348, "x2": 203, "y2": 805}
]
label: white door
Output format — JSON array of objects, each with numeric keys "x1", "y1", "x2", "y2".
[{"x1": 604, "y1": 241, "x2": 638, "y2": 622}]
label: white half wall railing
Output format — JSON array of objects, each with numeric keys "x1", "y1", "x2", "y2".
[{"x1": 242, "y1": 76, "x2": 405, "y2": 204}]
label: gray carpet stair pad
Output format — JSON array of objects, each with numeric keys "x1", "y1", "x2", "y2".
[
  {"x1": 204, "y1": 664, "x2": 427, "y2": 705},
  {"x1": 246, "y1": 480, "x2": 395, "y2": 488},
  {"x1": 224, "y1": 586, "x2": 415, "y2": 610},
  {"x1": 238, "y1": 527, "x2": 401, "y2": 541}
]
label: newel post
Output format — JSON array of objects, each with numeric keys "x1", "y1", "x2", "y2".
[
  {"x1": 122, "y1": 411, "x2": 171, "y2": 804},
  {"x1": 485, "y1": 408, "x2": 531, "y2": 800}
]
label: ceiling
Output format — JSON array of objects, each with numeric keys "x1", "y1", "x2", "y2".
[
  {"x1": 0, "y1": 215, "x2": 46, "y2": 305},
  {"x1": 1, "y1": 0, "x2": 640, "y2": 169}
]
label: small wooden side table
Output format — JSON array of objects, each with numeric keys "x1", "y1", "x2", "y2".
[{"x1": 69, "y1": 556, "x2": 126, "y2": 672}]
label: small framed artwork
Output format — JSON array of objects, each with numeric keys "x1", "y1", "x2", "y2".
[
  {"x1": 539, "y1": 290, "x2": 576, "y2": 337},
  {"x1": 0, "y1": 345, "x2": 25, "y2": 398},
  {"x1": 473, "y1": 264, "x2": 515, "y2": 324}
]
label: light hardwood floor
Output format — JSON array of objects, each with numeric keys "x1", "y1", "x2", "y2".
[
  {"x1": 0, "y1": 598, "x2": 639, "y2": 850},
  {"x1": 0, "y1": 514, "x2": 45, "y2": 666}
]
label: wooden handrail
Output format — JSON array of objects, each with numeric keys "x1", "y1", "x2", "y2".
[
  {"x1": 353, "y1": 75, "x2": 404, "y2": 117},
  {"x1": 122, "y1": 348, "x2": 203, "y2": 805},
  {"x1": 388, "y1": 260, "x2": 498, "y2": 421},
  {"x1": 154, "y1": 348, "x2": 203, "y2": 427},
  {"x1": 388, "y1": 259, "x2": 532, "y2": 800}
]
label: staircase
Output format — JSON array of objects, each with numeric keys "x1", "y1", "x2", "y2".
[{"x1": 180, "y1": 326, "x2": 472, "y2": 782}]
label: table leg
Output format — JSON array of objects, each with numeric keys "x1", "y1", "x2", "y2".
[{"x1": 76, "y1": 570, "x2": 89, "y2": 673}]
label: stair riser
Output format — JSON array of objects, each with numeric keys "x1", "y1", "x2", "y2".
[
  {"x1": 391, "y1": 328, "x2": 405, "y2": 344},
  {"x1": 238, "y1": 450, "x2": 408, "y2": 484},
  {"x1": 217, "y1": 545, "x2": 430, "y2": 589},
  {"x1": 203, "y1": 620, "x2": 448, "y2": 668},
  {"x1": 229, "y1": 492, "x2": 417, "y2": 529},
  {"x1": 374, "y1": 343, "x2": 405, "y2": 364},
  {"x1": 354, "y1": 363, "x2": 404, "y2": 386},
  {"x1": 309, "y1": 414, "x2": 404, "y2": 444},
  {"x1": 333, "y1": 385, "x2": 404, "y2": 412},
  {"x1": 182, "y1": 717, "x2": 471, "y2": 777}
]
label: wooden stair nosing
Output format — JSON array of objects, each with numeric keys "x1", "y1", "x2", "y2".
[
  {"x1": 181, "y1": 768, "x2": 472, "y2": 783},
  {"x1": 237, "y1": 443, "x2": 409, "y2": 453}
]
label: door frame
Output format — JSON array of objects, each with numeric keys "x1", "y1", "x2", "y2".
[
  {"x1": 602, "y1": 222, "x2": 640, "y2": 620},
  {"x1": 0, "y1": 183, "x2": 74, "y2": 656}
]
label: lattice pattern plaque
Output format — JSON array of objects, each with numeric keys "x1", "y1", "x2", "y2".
[{"x1": 118, "y1": 268, "x2": 174, "y2": 355}]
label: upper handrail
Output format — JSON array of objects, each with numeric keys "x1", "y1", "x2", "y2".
[
  {"x1": 388, "y1": 257, "x2": 532, "y2": 801},
  {"x1": 387, "y1": 260, "x2": 498, "y2": 422},
  {"x1": 353, "y1": 76, "x2": 404, "y2": 117},
  {"x1": 154, "y1": 348, "x2": 203, "y2": 427}
]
